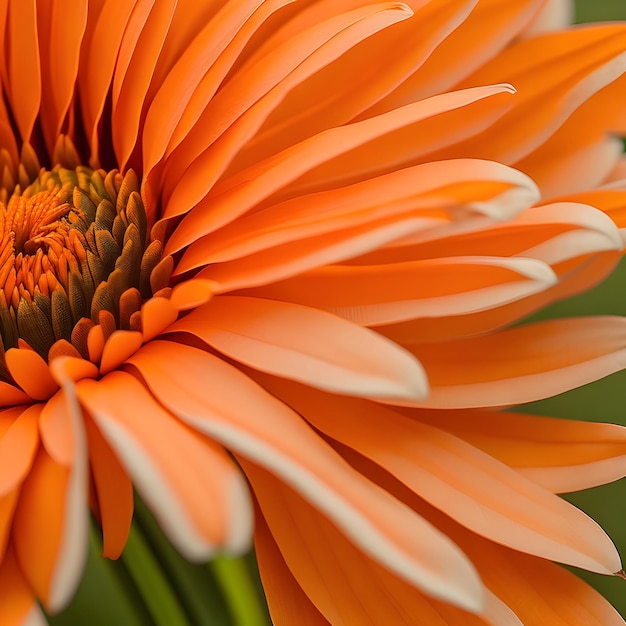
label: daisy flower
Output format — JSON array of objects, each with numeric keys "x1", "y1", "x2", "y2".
[{"x1": 0, "y1": 1, "x2": 625, "y2": 624}]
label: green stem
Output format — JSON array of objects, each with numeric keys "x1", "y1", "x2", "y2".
[
  {"x1": 133, "y1": 497, "x2": 232, "y2": 625},
  {"x1": 122, "y1": 522, "x2": 190, "y2": 626},
  {"x1": 209, "y1": 555, "x2": 270, "y2": 626}
]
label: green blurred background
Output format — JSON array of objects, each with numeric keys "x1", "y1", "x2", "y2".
[
  {"x1": 48, "y1": 1, "x2": 626, "y2": 624},
  {"x1": 522, "y1": 0, "x2": 626, "y2": 617}
]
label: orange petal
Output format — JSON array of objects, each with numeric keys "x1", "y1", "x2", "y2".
[
  {"x1": 127, "y1": 340, "x2": 484, "y2": 611},
  {"x1": 379, "y1": 250, "x2": 621, "y2": 344},
  {"x1": 0, "y1": 406, "x2": 40, "y2": 497},
  {"x1": 411, "y1": 408, "x2": 626, "y2": 493},
  {"x1": 112, "y1": 0, "x2": 178, "y2": 171},
  {"x1": 140, "y1": 296, "x2": 179, "y2": 342},
  {"x1": 169, "y1": 296, "x2": 428, "y2": 401},
  {"x1": 76, "y1": 371, "x2": 252, "y2": 560},
  {"x1": 248, "y1": 462, "x2": 516, "y2": 624},
  {"x1": 39, "y1": 390, "x2": 77, "y2": 467},
  {"x1": 406, "y1": 316, "x2": 626, "y2": 408},
  {"x1": 5, "y1": 348, "x2": 58, "y2": 401},
  {"x1": 365, "y1": 0, "x2": 544, "y2": 112},
  {"x1": 254, "y1": 505, "x2": 332, "y2": 626},
  {"x1": 272, "y1": 383, "x2": 621, "y2": 574},
  {"x1": 77, "y1": 0, "x2": 137, "y2": 166},
  {"x1": 0, "y1": 381, "x2": 36, "y2": 407},
  {"x1": 3, "y1": 0, "x2": 40, "y2": 142},
  {"x1": 84, "y1": 415, "x2": 133, "y2": 559},
  {"x1": 169, "y1": 278, "x2": 214, "y2": 311},
  {"x1": 234, "y1": 0, "x2": 466, "y2": 162},
  {"x1": 244, "y1": 256, "x2": 556, "y2": 326},
  {"x1": 86, "y1": 324, "x2": 105, "y2": 364},
  {"x1": 193, "y1": 158, "x2": 538, "y2": 265},
  {"x1": 0, "y1": 545, "x2": 46, "y2": 626},
  {"x1": 416, "y1": 502, "x2": 626, "y2": 626},
  {"x1": 99, "y1": 330, "x2": 143, "y2": 375},
  {"x1": 13, "y1": 442, "x2": 88, "y2": 613},
  {"x1": 164, "y1": 84, "x2": 514, "y2": 250},
  {"x1": 454, "y1": 23, "x2": 626, "y2": 163},
  {"x1": 37, "y1": 0, "x2": 87, "y2": 153},
  {"x1": 162, "y1": 1, "x2": 415, "y2": 219},
  {"x1": 0, "y1": 488, "x2": 19, "y2": 564},
  {"x1": 49, "y1": 356, "x2": 99, "y2": 386},
  {"x1": 143, "y1": 0, "x2": 293, "y2": 176}
]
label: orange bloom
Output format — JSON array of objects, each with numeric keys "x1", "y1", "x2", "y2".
[{"x1": 0, "y1": 0, "x2": 626, "y2": 624}]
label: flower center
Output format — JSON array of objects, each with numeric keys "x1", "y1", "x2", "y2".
[{"x1": 0, "y1": 166, "x2": 171, "y2": 379}]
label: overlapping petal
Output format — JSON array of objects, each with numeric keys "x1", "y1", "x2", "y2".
[{"x1": 0, "y1": 1, "x2": 624, "y2": 625}]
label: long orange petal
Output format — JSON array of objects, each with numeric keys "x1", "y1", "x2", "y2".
[
  {"x1": 169, "y1": 296, "x2": 428, "y2": 401},
  {"x1": 127, "y1": 339, "x2": 484, "y2": 611},
  {"x1": 406, "y1": 316, "x2": 626, "y2": 408},
  {"x1": 84, "y1": 414, "x2": 134, "y2": 559},
  {"x1": 13, "y1": 441, "x2": 88, "y2": 613},
  {"x1": 161, "y1": 2, "x2": 415, "y2": 216},
  {"x1": 76, "y1": 371, "x2": 252, "y2": 560},
  {"x1": 269, "y1": 382, "x2": 621, "y2": 574},
  {"x1": 0, "y1": 406, "x2": 40, "y2": 497},
  {"x1": 254, "y1": 506, "x2": 332, "y2": 626},
  {"x1": 0, "y1": 545, "x2": 46, "y2": 626},
  {"x1": 249, "y1": 462, "x2": 518, "y2": 625},
  {"x1": 409, "y1": 408, "x2": 626, "y2": 493}
]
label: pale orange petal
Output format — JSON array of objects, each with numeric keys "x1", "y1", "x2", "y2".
[
  {"x1": 127, "y1": 339, "x2": 484, "y2": 611},
  {"x1": 243, "y1": 256, "x2": 555, "y2": 326},
  {"x1": 255, "y1": 511, "x2": 332, "y2": 626},
  {"x1": 269, "y1": 382, "x2": 621, "y2": 574},
  {"x1": 411, "y1": 408, "x2": 626, "y2": 493},
  {"x1": 164, "y1": 84, "x2": 514, "y2": 248},
  {"x1": 419, "y1": 502, "x2": 626, "y2": 626},
  {"x1": 169, "y1": 296, "x2": 428, "y2": 400},
  {"x1": 452, "y1": 23, "x2": 626, "y2": 163},
  {"x1": 142, "y1": 0, "x2": 293, "y2": 177},
  {"x1": 193, "y1": 159, "x2": 538, "y2": 266},
  {"x1": 233, "y1": 0, "x2": 472, "y2": 162},
  {"x1": 76, "y1": 371, "x2": 253, "y2": 560},
  {"x1": 406, "y1": 316, "x2": 626, "y2": 408}
]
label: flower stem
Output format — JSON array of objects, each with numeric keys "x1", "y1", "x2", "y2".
[
  {"x1": 209, "y1": 555, "x2": 270, "y2": 626},
  {"x1": 122, "y1": 522, "x2": 190, "y2": 626},
  {"x1": 133, "y1": 496, "x2": 232, "y2": 625}
]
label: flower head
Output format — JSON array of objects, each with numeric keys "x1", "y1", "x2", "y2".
[{"x1": 0, "y1": 0, "x2": 626, "y2": 624}]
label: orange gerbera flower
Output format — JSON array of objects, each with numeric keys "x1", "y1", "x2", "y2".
[{"x1": 0, "y1": 0, "x2": 626, "y2": 624}]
